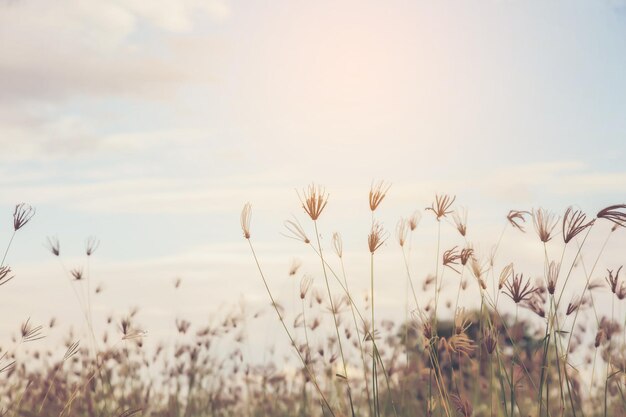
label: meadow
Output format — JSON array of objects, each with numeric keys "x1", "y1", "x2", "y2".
[{"x1": 1, "y1": 184, "x2": 625, "y2": 417}]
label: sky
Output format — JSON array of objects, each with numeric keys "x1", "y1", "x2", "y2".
[{"x1": 1, "y1": 0, "x2": 625, "y2": 357}]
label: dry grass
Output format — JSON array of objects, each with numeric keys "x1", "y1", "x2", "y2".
[{"x1": 1, "y1": 190, "x2": 625, "y2": 417}]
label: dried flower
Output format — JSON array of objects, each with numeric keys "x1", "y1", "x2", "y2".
[
  {"x1": 332, "y1": 232, "x2": 343, "y2": 258},
  {"x1": 70, "y1": 268, "x2": 83, "y2": 281},
  {"x1": 443, "y1": 246, "x2": 461, "y2": 273},
  {"x1": 426, "y1": 194, "x2": 456, "y2": 221},
  {"x1": 298, "y1": 184, "x2": 328, "y2": 221},
  {"x1": 85, "y1": 236, "x2": 100, "y2": 256},
  {"x1": 547, "y1": 261, "x2": 561, "y2": 295},
  {"x1": 452, "y1": 207, "x2": 468, "y2": 237},
  {"x1": 300, "y1": 276, "x2": 313, "y2": 299},
  {"x1": 484, "y1": 328, "x2": 498, "y2": 354},
  {"x1": 597, "y1": 204, "x2": 626, "y2": 228},
  {"x1": 605, "y1": 266, "x2": 623, "y2": 295},
  {"x1": 288, "y1": 259, "x2": 302, "y2": 276},
  {"x1": 408, "y1": 210, "x2": 421, "y2": 231},
  {"x1": 21, "y1": 318, "x2": 44, "y2": 342},
  {"x1": 45, "y1": 236, "x2": 60, "y2": 256},
  {"x1": 507, "y1": 210, "x2": 530, "y2": 232},
  {"x1": 0, "y1": 266, "x2": 14, "y2": 287},
  {"x1": 369, "y1": 180, "x2": 391, "y2": 212},
  {"x1": 368, "y1": 222, "x2": 387, "y2": 254},
  {"x1": 562, "y1": 207, "x2": 594, "y2": 244},
  {"x1": 498, "y1": 263, "x2": 514, "y2": 290},
  {"x1": 460, "y1": 247, "x2": 474, "y2": 266},
  {"x1": 283, "y1": 216, "x2": 310, "y2": 244},
  {"x1": 240, "y1": 203, "x2": 252, "y2": 239},
  {"x1": 396, "y1": 218, "x2": 408, "y2": 247},
  {"x1": 450, "y1": 394, "x2": 473, "y2": 417},
  {"x1": 504, "y1": 273, "x2": 537, "y2": 304},
  {"x1": 532, "y1": 208, "x2": 558, "y2": 243},
  {"x1": 13, "y1": 203, "x2": 35, "y2": 231}
]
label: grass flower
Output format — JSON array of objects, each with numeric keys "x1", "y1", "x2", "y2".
[
  {"x1": 426, "y1": 194, "x2": 456, "y2": 221},
  {"x1": 507, "y1": 210, "x2": 530, "y2": 232},
  {"x1": 13, "y1": 203, "x2": 35, "y2": 231},
  {"x1": 368, "y1": 222, "x2": 387, "y2": 253},
  {"x1": 596, "y1": 204, "x2": 626, "y2": 228},
  {"x1": 298, "y1": 183, "x2": 328, "y2": 221},
  {"x1": 240, "y1": 202, "x2": 252, "y2": 239},
  {"x1": 562, "y1": 207, "x2": 594, "y2": 244},
  {"x1": 532, "y1": 208, "x2": 558, "y2": 243},
  {"x1": 369, "y1": 180, "x2": 391, "y2": 212}
]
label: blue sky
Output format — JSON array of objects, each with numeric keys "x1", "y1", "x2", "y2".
[{"x1": 1, "y1": 0, "x2": 625, "y2": 351}]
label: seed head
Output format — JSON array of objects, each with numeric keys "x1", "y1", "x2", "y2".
[
  {"x1": 408, "y1": 210, "x2": 421, "y2": 231},
  {"x1": 85, "y1": 236, "x2": 100, "y2": 256},
  {"x1": 282, "y1": 216, "x2": 310, "y2": 244},
  {"x1": 368, "y1": 222, "x2": 387, "y2": 254},
  {"x1": 426, "y1": 194, "x2": 456, "y2": 221},
  {"x1": 13, "y1": 203, "x2": 35, "y2": 231},
  {"x1": 547, "y1": 261, "x2": 561, "y2": 295},
  {"x1": 597, "y1": 204, "x2": 626, "y2": 228},
  {"x1": 605, "y1": 266, "x2": 623, "y2": 296},
  {"x1": 240, "y1": 202, "x2": 252, "y2": 239},
  {"x1": 298, "y1": 184, "x2": 328, "y2": 221},
  {"x1": 504, "y1": 272, "x2": 537, "y2": 304},
  {"x1": 300, "y1": 275, "x2": 313, "y2": 299},
  {"x1": 332, "y1": 232, "x2": 343, "y2": 258},
  {"x1": 452, "y1": 207, "x2": 468, "y2": 237},
  {"x1": 45, "y1": 236, "x2": 60, "y2": 256},
  {"x1": 442, "y1": 246, "x2": 461, "y2": 273},
  {"x1": 507, "y1": 210, "x2": 530, "y2": 232},
  {"x1": 460, "y1": 247, "x2": 474, "y2": 266},
  {"x1": 369, "y1": 180, "x2": 391, "y2": 212},
  {"x1": 70, "y1": 268, "x2": 83, "y2": 281},
  {"x1": 0, "y1": 266, "x2": 14, "y2": 287},
  {"x1": 484, "y1": 328, "x2": 498, "y2": 354},
  {"x1": 562, "y1": 207, "x2": 594, "y2": 244},
  {"x1": 532, "y1": 208, "x2": 558, "y2": 243},
  {"x1": 396, "y1": 218, "x2": 408, "y2": 247}
]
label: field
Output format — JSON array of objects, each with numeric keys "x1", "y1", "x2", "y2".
[{"x1": 1, "y1": 187, "x2": 625, "y2": 417}]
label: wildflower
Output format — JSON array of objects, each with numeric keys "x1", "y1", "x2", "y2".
[
  {"x1": 45, "y1": 236, "x2": 60, "y2": 256},
  {"x1": 605, "y1": 266, "x2": 623, "y2": 295},
  {"x1": 332, "y1": 232, "x2": 343, "y2": 258},
  {"x1": 300, "y1": 276, "x2": 313, "y2": 299},
  {"x1": 426, "y1": 194, "x2": 456, "y2": 221},
  {"x1": 484, "y1": 328, "x2": 498, "y2": 354},
  {"x1": 282, "y1": 216, "x2": 310, "y2": 243},
  {"x1": 460, "y1": 247, "x2": 474, "y2": 266},
  {"x1": 442, "y1": 246, "x2": 461, "y2": 273},
  {"x1": 470, "y1": 257, "x2": 488, "y2": 290},
  {"x1": 408, "y1": 210, "x2": 421, "y2": 231},
  {"x1": 507, "y1": 210, "x2": 530, "y2": 232},
  {"x1": 368, "y1": 222, "x2": 387, "y2": 253},
  {"x1": 298, "y1": 184, "x2": 328, "y2": 221},
  {"x1": 288, "y1": 258, "x2": 302, "y2": 276},
  {"x1": 532, "y1": 208, "x2": 558, "y2": 242},
  {"x1": 452, "y1": 207, "x2": 468, "y2": 237},
  {"x1": 546, "y1": 261, "x2": 561, "y2": 295},
  {"x1": 70, "y1": 268, "x2": 83, "y2": 281},
  {"x1": 396, "y1": 218, "x2": 408, "y2": 247},
  {"x1": 562, "y1": 207, "x2": 594, "y2": 244},
  {"x1": 369, "y1": 180, "x2": 391, "y2": 212},
  {"x1": 0, "y1": 266, "x2": 14, "y2": 287},
  {"x1": 13, "y1": 203, "x2": 35, "y2": 231},
  {"x1": 504, "y1": 272, "x2": 537, "y2": 304},
  {"x1": 447, "y1": 333, "x2": 475, "y2": 357},
  {"x1": 498, "y1": 263, "x2": 514, "y2": 290},
  {"x1": 21, "y1": 318, "x2": 44, "y2": 342},
  {"x1": 597, "y1": 204, "x2": 626, "y2": 228},
  {"x1": 240, "y1": 203, "x2": 252, "y2": 239},
  {"x1": 85, "y1": 236, "x2": 100, "y2": 256},
  {"x1": 451, "y1": 394, "x2": 473, "y2": 417}
]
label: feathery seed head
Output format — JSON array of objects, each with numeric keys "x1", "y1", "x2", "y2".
[
  {"x1": 562, "y1": 207, "x2": 594, "y2": 244},
  {"x1": 396, "y1": 218, "x2": 408, "y2": 247},
  {"x1": 369, "y1": 180, "x2": 391, "y2": 212},
  {"x1": 408, "y1": 210, "x2": 421, "y2": 231},
  {"x1": 13, "y1": 203, "x2": 35, "y2": 231},
  {"x1": 507, "y1": 210, "x2": 530, "y2": 232},
  {"x1": 452, "y1": 207, "x2": 468, "y2": 237},
  {"x1": 426, "y1": 194, "x2": 456, "y2": 221},
  {"x1": 368, "y1": 222, "x2": 387, "y2": 254},
  {"x1": 283, "y1": 216, "x2": 310, "y2": 244},
  {"x1": 240, "y1": 203, "x2": 252, "y2": 239},
  {"x1": 298, "y1": 184, "x2": 328, "y2": 221},
  {"x1": 45, "y1": 236, "x2": 60, "y2": 256},
  {"x1": 332, "y1": 232, "x2": 343, "y2": 258},
  {"x1": 85, "y1": 236, "x2": 100, "y2": 256},
  {"x1": 597, "y1": 204, "x2": 626, "y2": 228},
  {"x1": 532, "y1": 208, "x2": 558, "y2": 243}
]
